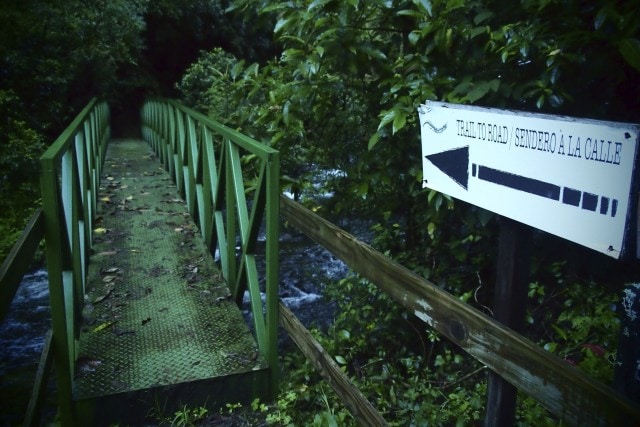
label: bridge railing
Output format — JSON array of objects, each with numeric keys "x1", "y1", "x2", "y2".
[
  {"x1": 39, "y1": 98, "x2": 110, "y2": 425},
  {"x1": 141, "y1": 100, "x2": 280, "y2": 393},
  {"x1": 280, "y1": 195, "x2": 640, "y2": 426}
]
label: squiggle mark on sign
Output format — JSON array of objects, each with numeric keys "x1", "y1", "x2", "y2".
[{"x1": 422, "y1": 121, "x2": 447, "y2": 134}]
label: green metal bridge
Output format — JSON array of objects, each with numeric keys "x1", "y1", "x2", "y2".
[
  {"x1": 2, "y1": 99, "x2": 640, "y2": 426},
  {"x1": 5, "y1": 99, "x2": 280, "y2": 425}
]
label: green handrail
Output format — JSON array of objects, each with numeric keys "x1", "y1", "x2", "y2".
[
  {"x1": 39, "y1": 98, "x2": 110, "y2": 426},
  {"x1": 141, "y1": 99, "x2": 280, "y2": 396}
]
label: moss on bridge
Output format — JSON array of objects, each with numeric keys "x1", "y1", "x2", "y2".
[{"x1": 74, "y1": 139, "x2": 268, "y2": 424}]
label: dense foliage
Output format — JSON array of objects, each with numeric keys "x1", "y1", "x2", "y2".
[
  {"x1": 175, "y1": 0, "x2": 639, "y2": 424},
  {"x1": 0, "y1": 0, "x2": 271, "y2": 261},
  {"x1": 0, "y1": 0, "x2": 149, "y2": 261},
  {"x1": 2, "y1": 0, "x2": 639, "y2": 424}
]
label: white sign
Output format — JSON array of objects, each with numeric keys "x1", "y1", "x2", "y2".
[{"x1": 419, "y1": 101, "x2": 638, "y2": 259}]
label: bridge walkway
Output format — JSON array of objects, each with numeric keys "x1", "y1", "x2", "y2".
[{"x1": 73, "y1": 139, "x2": 267, "y2": 423}]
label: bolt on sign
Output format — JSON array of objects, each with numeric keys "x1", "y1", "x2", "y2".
[{"x1": 418, "y1": 101, "x2": 639, "y2": 259}]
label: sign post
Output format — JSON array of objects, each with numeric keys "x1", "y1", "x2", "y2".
[
  {"x1": 485, "y1": 217, "x2": 532, "y2": 426},
  {"x1": 418, "y1": 101, "x2": 639, "y2": 425}
]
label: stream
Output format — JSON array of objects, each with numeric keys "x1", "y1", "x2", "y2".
[
  {"x1": 0, "y1": 221, "x2": 355, "y2": 425},
  {"x1": 0, "y1": 270, "x2": 54, "y2": 426}
]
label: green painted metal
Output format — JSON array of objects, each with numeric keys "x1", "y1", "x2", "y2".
[
  {"x1": 39, "y1": 98, "x2": 110, "y2": 426},
  {"x1": 73, "y1": 139, "x2": 269, "y2": 424},
  {"x1": 141, "y1": 99, "x2": 280, "y2": 396}
]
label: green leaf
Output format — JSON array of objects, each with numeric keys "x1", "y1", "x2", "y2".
[
  {"x1": 335, "y1": 355, "x2": 347, "y2": 365},
  {"x1": 392, "y1": 111, "x2": 407, "y2": 134},
  {"x1": 465, "y1": 82, "x2": 491, "y2": 103},
  {"x1": 361, "y1": 46, "x2": 388, "y2": 61},
  {"x1": 474, "y1": 10, "x2": 493, "y2": 25},
  {"x1": 274, "y1": 16, "x2": 294, "y2": 34},
  {"x1": 434, "y1": 194, "x2": 442, "y2": 211},
  {"x1": 282, "y1": 101, "x2": 291, "y2": 126},
  {"x1": 413, "y1": 0, "x2": 433, "y2": 16},
  {"x1": 377, "y1": 109, "x2": 396, "y2": 131},
  {"x1": 619, "y1": 38, "x2": 640, "y2": 72},
  {"x1": 408, "y1": 30, "x2": 421, "y2": 45},
  {"x1": 243, "y1": 62, "x2": 259, "y2": 78},
  {"x1": 469, "y1": 26, "x2": 489, "y2": 39},
  {"x1": 427, "y1": 222, "x2": 436, "y2": 239},
  {"x1": 230, "y1": 60, "x2": 245, "y2": 80},
  {"x1": 552, "y1": 324, "x2": 568, "y2": 341},
  {"x1": 357, "y1": 181, "x2": 369, "y2": 197},
  {"x1": 338, "y1": 329, "x2": 351, "y2": 339},
  {"x1": 283, "y1": 48, "x2": 306, "y2": 60},
  {"x1": 397, "y1": 9, "x2": 420, "y2": 17},
  {"x1": 308, "y1": 0, "x2": 331, "y2": 12},
  {"x1": 368, "y1": 132, "x2": 380, "y2": 150}
]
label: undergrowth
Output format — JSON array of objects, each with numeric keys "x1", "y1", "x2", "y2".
[{"x1": 250, "y1": 260, "x2": 621, "y2": 426}]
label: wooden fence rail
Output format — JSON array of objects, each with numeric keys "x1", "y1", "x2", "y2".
[
  {"x1": 280, "y1": 195, "x2": 640, "y2": 426},
  {"x1": 279, "y1": 302, "x2": 388, "y2": 426}
]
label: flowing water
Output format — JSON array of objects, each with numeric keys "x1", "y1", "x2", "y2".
[
  {"x1": 0, "y1": 270, "x2": 52, "y2": 426},
  {"x1": 0, "y1": 225, "x2": 352, "y2": 425}
]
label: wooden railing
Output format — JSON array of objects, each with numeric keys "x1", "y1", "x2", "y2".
[
  {"x1": 141, "y1": 99, "x2": 280, "y2": 394},
  {"x1": 279, "y1": 195, "x2": 640, "y2": 426}
]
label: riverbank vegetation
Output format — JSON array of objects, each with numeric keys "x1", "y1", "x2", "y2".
[
  {"x1": 177, "y1": 0, "x2": 639, "y2": 424},
  {"x1": 2, "y1": 0, "x2": 639, "y2": 425}
]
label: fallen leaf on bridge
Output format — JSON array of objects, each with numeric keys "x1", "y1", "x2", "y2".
[
  {"x1": 76, "y1": 356, "x2": 103, "y2": 376},
  {"x1": 94, "y1": 285, "x2": 114, "y2": 303},
  {"x1": 92, "y1": 321, "x2": 116, "y2": 333},
  {"x1": 96, "y1": 250, "x2": 118, "y2": 257}
]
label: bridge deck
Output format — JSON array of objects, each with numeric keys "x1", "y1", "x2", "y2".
[{"x1": 74, "y1": 139, "x2": 267, "y2": 422}]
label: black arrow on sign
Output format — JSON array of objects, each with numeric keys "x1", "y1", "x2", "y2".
[
  {"x1": 425, "y1": 146, "x2": 469, "y2": 190},
  {"x1": 425, "y1": 146, "x2": 618, "y2": 217}
]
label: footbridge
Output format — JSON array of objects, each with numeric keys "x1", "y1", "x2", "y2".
[{"x1": 1, "y1": 99, "x2": 639, "y2": 426}]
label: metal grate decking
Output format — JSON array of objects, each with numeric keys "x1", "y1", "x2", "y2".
[{"x1": 74, "y1": 139, "x2": 267, "y2": 423}]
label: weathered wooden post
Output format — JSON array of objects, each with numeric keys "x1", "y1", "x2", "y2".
[
  {"x1": 485, "y1": 217, "x2": 532, "y2": 426},
  {"x1": 418, "y1": 101, "x2": 639, "y2": 424}
]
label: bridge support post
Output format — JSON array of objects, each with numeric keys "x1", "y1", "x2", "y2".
[{"x1": 484, "y1": 216, "x2": 532, "y2": 427}]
